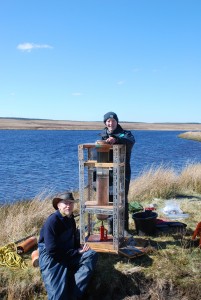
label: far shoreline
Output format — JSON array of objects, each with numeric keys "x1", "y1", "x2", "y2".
[{"x1": 1, "y1": 118, "x2": 201, "y2": 131}]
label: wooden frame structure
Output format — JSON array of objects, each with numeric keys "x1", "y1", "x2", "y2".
[{"x1": 78, "y1": 143, "x2": 126, "y2": 253}]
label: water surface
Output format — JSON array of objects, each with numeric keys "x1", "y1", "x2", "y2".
[{"x1": 0, "y1": 130, "x2": 200, "y2": 204}]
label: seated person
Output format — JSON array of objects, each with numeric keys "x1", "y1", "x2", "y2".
[{"x1": 38, "y1": 191, "x2": 98, "y2": 300}]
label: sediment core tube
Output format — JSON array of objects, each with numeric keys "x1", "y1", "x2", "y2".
[{"x1": 96, "y1": 168, "x2": 109, "y2": 220}]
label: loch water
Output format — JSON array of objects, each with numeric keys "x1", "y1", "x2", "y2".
[{"x1": 0, "y1": 130, "x2": 201, "y2": 204}]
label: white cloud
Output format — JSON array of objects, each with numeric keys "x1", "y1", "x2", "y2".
[
  {"x1": 17, "y1": 42, "x2": 53, "y2": 52},
  {"x1": 72, "y1": 92, "x2": 82, "y2": 96}
]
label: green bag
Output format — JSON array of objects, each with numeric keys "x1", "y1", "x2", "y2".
[{"x1": 128, "y1": 201, "x2": 144, "y2": 213}]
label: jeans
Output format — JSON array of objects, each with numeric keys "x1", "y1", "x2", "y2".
[{"x1": 39, "y1": 243, "x2": 98, "y2": 300}]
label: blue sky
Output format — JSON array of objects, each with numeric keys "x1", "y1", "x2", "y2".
[{"x1": 0, "y1": 0, "x2": 201, "y2": 123}]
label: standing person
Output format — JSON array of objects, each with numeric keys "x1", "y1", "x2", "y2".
[
  {"x1": 38, "y1": 191, "x2": 98, "y2": 300},
  {"x1": 100, "y1": 112, "x2": 135, "y2": 236}
]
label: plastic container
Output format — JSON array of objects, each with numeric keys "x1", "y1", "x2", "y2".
[{"x1": 132, "y1": 211, "x2": 158, "y2": 235}]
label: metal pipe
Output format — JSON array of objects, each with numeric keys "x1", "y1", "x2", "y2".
[{"x1": 17, "y1": 236, "x2": 37, "y2": 254}]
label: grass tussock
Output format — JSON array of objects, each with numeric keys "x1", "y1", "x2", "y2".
[
  {"x1": 177, "y1": 163, "x2": 201, "y2": 194},
  {"x1": 0, "y1": 191, "x2": 53, "y2": 244},
  {"x1": 128, "y1": 165, "x2": 178, "y2": 202},
  {"x1": 129, "y1": 163, "x2": 201, "y2": 203},
  {"x1": 178, "y1": 131, "x2": 201, "y2": 142},
  {"x1": 1, "y1": 164, "x2": 201, "y2": 299}
]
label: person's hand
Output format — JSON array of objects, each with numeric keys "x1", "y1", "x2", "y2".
[
  {"x1": 106, "y1": 137, "x2": 116, "y2": 144},
  {"x1": 78, "y1": 243, "x2": 91, "y2": 254}
]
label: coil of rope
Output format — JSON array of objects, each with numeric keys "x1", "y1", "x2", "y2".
[{"x1": 0, "y1": 243, "x2": 27, "y2": 269}]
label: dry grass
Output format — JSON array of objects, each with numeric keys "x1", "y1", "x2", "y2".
[
  {"x1": 178, "y1": 131, "x2": 201, "y2": 142},
  {"x1": 1, "y1": 164, "x2": 201, "y2": 299},
  {"x1": 177, "y1": 163, "x2": 201, "y2": 194},
  {"x1": 0, "y1": 191, "x2": 53, "y2": 244},
  {"x1": 128, "y1": 165, "x2": 178, "y2": 202},
  {"x1": 1, "y1": 118, "x2": 201, "y2": 131},
  {"x1": 129, "y1": 163, "x2": 201, "y2": 204}
]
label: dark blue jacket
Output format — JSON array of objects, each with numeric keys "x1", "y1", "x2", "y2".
[
  {"x1": 39, "y1": 210, "x2": 80, "y2": 263},
  {"x1": 100, "y1": 124, "x2": 135, "y2": 195}
]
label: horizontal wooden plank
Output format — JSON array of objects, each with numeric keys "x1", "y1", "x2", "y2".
[{"x1": 85, "y1": 201, "x2": 113, "y2": 209}]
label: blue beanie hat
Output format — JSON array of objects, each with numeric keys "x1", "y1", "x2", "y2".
[{"x1": 103, "y1": 112, "x2": 119, "y2": 123}]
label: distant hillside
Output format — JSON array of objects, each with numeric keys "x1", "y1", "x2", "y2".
[{"x1": 0, "y1": 117, "x2": 201, "y2": 131}]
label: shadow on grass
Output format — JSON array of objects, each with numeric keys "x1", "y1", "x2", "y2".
[
  {"x1": 86, "y1": 252, "x2": 153, "y2": 300},
  {"x1": 175, "y1": 193, "x2": 201, "y2": 201},
  {"x1": 129, "y1": 224, "x2": 198, "y2": 251}
]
